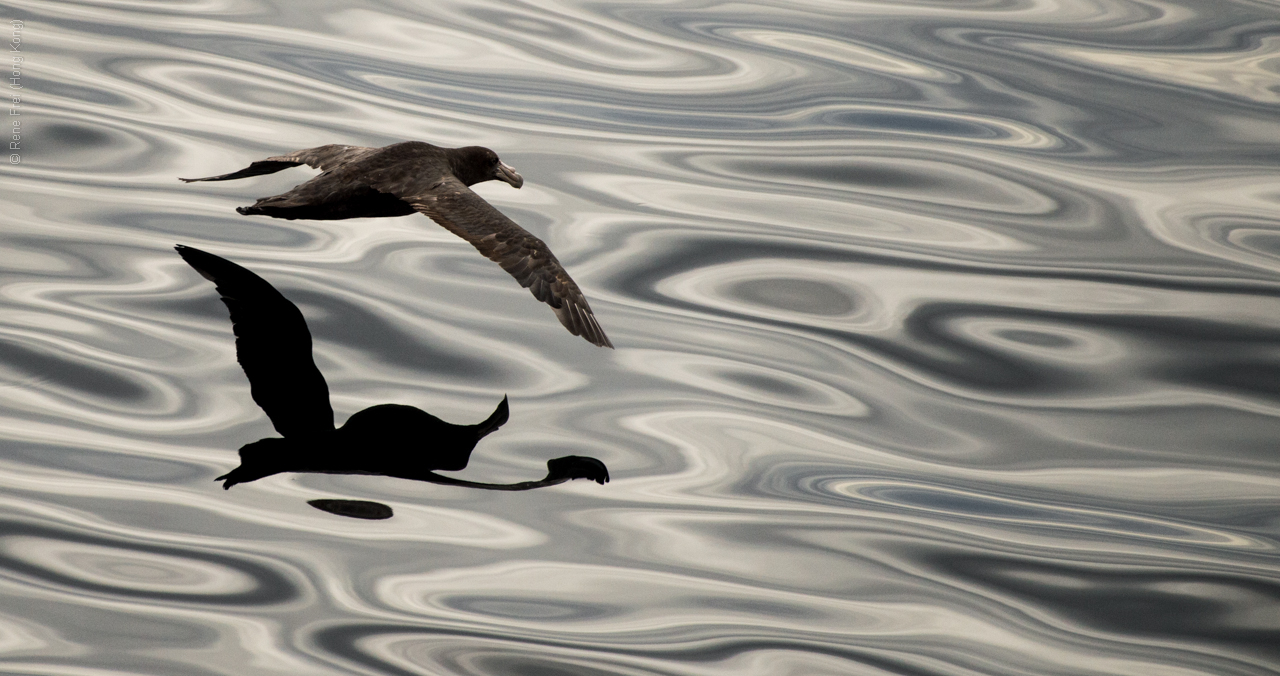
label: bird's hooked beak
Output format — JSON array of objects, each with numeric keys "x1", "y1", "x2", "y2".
[{"x1": 496, "y1": 161, "x2": 524, "y2": 189}]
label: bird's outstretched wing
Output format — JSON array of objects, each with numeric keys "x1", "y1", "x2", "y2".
[
  {"x1": 179, "y1": 145, "x2": 376, "y2": 183},
  {"x1": 367, "y1": 174, "x2": 612, "y2": 348},
  {"x1": 176, "y1": 246, "x2": 335, "y2": 438}
]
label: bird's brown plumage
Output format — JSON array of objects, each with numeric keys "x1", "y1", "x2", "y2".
[
  {"x1": 181, "y1": 141, "x2": 612, "y2": 347},
  {"x1": 178, "y1": 144, "x2": 378, "y2": 183}
]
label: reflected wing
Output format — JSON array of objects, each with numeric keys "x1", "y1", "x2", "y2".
[
  {"x1": 180, "y1": 145, "x2": 376, "y2": 183},
  {"x1": 176, "y1": 246, "x2": 335, "y2": 437},
  {"x1": 370, "y1": 175, "x2": 612, "y2": 348}
]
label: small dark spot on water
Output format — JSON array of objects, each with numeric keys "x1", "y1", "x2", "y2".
[
  {"x1": 451, "y1": 595, "x2": 614, "y2": 621},
  {"x1": 308, "y1": 499, "x2": 393, "y2": 520},
  {"x1": 1231, "y1": 230, "x2": 1280, "y2": 257},
  {"x1": 1181, "y1": 361, "x2": 1280, "y2": 400},
  {"x1": 737, "y1": 160, "x2": 934, "y2": 189},
  {"x1": 148, "y1": 294, "x2": 231, "y2": 324},
  {"x1": 0, "y1": 520, "x2": 299, "y2": 605},
  {"x1": 718, "y1": 370, "x2": 809, "y2": 400},
  {"x1": 470, "y1": 10, "x2": 573, "y2": 39},
  {"x1": 692, "y1": 595, "x2": 822, "y2": 620},
  {"x1": 0, "y1": 340, "x2": 149, "y2": 402},
  {"x1": 470, "y1": 653, "x2": 637, "y2": 676},
  {"x1": 996, "y1": 329, "x2": 1075, "y2": 348},
  {"x1": 188, "y1": 74, "x2": 345, "y2": 113},
  {"x1": 0, "y1": 441, "x2": 199, "y2": 483},
  {"x1": 729, "y1": 278, "x2": 855, "y2": 316},
  {"x1": 881, "y1": 487, "x2": 1046, "y2": 519},
  {"x1": 43, "y1": 123, "x2": 114, "y2": 149},
  {"x1": 287, "y1": 289, "x2": 502, "y2": 383},
  {"x1": 931, "y1": 553, "x2": 1280, "y2": 653},
  {"x1": 41, "y1": 81, "x2": 129, "y2": 107},
  {"x1": 106, "y1": 212, "x2": 308, "y2": 247},
  {"x1": 826, "y1": 111, "x2": 999, "y2": 138},
  {"x1": 38, "y1": 602, "x2": 216, "y2": 649}
]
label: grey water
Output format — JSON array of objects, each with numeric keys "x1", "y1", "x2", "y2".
[{"x1": 2, "y1": 0, "x2": 1279, "y2": 674}]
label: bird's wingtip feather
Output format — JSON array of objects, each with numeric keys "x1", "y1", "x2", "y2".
[{"x1": 174, "y1": 245, "x2": 220, "y2": 282}]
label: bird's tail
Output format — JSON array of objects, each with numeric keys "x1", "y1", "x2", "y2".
[
  {"x1": 234, "y1": 196, "x2": 315, "y2": 220},
  {"x1": 473, "y1": 395, "x2": 510, "y2": 440},
  {"x1": 179, "y1": 159, "x2": 301, "y2": 183},
  {"x1": 236, "y1": 193, "x2": 296, "y2": 217},
  {"x1": 216, "y1": 437, "x2": 292, "y2": 489}
]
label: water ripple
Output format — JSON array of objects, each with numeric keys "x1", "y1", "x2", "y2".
[
  {"x1": 4, "y1": 0, "x2": 1279, "y2": 674},
  {"x1": 0, "y1": 519, "x2": 297, "y2": 605}
]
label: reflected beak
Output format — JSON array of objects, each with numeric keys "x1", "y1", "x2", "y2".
[{"x1": 496, "y1": 161, "x2": 524, "y2": 189}]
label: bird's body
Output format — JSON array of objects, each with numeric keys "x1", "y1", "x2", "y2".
[
  {"x1": 181, "y1": 141, "x2": 612, "y2": 348},
  {"x1": 213, "y1": 400, "x2": 510, "y2": 488},
  {"x1": 175, "y1": 245, "x2": 609, "y2": 492},
  {"x1": 336, "y1": 404, "x2": 488, "y2": 471}
]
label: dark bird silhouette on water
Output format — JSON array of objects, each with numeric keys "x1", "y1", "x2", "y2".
[
  {"x1": 180, "y1": 142, "x2": 612, "y2": 348},
  {"x1": 307, "y1": 498, "x2": 394, "y2": 520},
  {"x1": 175, "y1": 245, "x2": 610, "y2": 492}
]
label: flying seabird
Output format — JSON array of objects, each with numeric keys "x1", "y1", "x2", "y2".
[
  {"x1": 175, "y1": 244, "x2": 610, "y2": 491},
  {"x1": 180, "y1": 142, "x2": 612, "y2": 348}
]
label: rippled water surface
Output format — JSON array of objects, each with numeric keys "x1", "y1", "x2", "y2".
[{"x1": 3, "y1": 0, "x2": 1280, "y2": 673}]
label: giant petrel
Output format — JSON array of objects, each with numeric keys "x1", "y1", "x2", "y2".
[
  {"x1": 175, "y1": 245, "x2": 610, "y2": 491},
  {"x1": 181, "y1": 142, "x2": 612, "y2": 348}
]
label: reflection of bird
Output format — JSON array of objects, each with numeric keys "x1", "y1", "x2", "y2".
[
  {"x1": 180, "y1": 142, "x2": 611, "y2": 348},
  {"x1": 175, "y1": 245, "x2": 610, "y2": 491}
]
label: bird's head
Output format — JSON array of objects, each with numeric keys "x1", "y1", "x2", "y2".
[
  {"x1": 452, "y1": 146, "x2": 524, "y2": 189},
  {"x1": 546, "y1": 455, "x2": 610, "y2": 485}
]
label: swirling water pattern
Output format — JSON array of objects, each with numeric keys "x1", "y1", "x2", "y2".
[{"x1": 1, "y1": 0, "x2": 1278, "y2": 673}]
